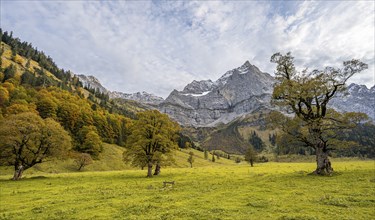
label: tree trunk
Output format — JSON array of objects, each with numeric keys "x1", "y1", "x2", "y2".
[
  {"x1": 147, "y1": 162, "x2": 153, "y2": 178},
  {"x1": 250, "y1": 160, "x2": 254, "y2": 167},
  {"x1": 154, "y1": 162, "x2": 160, "y2": 175},
  {"x1": 12, "y1": 165, "x2": 24, "y2": 180},
  {"x1": 314, "y1": 142, "x2": 333, "y2": 175}
]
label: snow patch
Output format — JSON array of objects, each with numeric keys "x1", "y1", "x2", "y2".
[{"x1": 182, "y1": 91, "x2": 211, "y2": 97}]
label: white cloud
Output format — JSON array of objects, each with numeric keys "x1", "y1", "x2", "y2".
[{"x1": 1, "y1": 1, "x2": 374, "y2": 98}]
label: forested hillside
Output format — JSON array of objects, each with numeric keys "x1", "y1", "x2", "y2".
[{"x1": 0, "y1": 29, "x2": 131, "y2": 150}]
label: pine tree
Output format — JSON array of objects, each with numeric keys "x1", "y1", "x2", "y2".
[{"x1": 249, "y1": 131, "x2": 265, "y2": 152}]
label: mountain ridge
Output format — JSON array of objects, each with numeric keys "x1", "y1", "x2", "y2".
[
  {"x1": 77, "y1": 74, "x2": 164, "y2": 105},
  {"x1": 78, "y1": 62, "x2": 374, "y2": 127}
]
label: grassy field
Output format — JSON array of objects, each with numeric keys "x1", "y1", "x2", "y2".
[
  {"x1": 0, "y1": 144, "x2": 234, "y2": 176},
  {"x1": 1, "y1": 160, "x2": 374, "y2": 220}
]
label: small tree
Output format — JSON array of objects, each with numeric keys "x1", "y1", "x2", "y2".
[
  {"x1": 235, "y1": 157, "x2": 241, "y2": 163},
  {"x1": 245, "y1": 145, "x2": 257, "y2": 167},
  {"x1": 25, "y1": 58, "x2": 31, "y2": 69},
  {"x1": 74, "y1": 153, "x2": 93, "y2": 171},
  {"x1": 0, "y1": 113, "x2": 72, "y2": 180},
  {"x1": 187, "y1": 151, "x2": 194, "y2": 168}
]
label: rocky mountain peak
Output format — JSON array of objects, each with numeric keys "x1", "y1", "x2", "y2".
[
  {"x1": 238, "y1": 60, "x2": 255, "y2": 72},
  {"x1": 77, "y1": 74, "x2": 108, "y2": 94},
  {"x1": 330, "y1": 83, "x2": 374, "y2": 121},
  {"x1": 159, "y1": 61, "x2": 276, "y2": 127},
  {"x1": 182, "y1": 80, "x2": 215, "y2": 94}
]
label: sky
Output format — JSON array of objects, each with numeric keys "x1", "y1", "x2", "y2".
[{"x1": 1, "y1": 1, "x2": 374, "y2": 98}]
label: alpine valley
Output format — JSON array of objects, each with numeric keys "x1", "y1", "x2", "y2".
[{"x1": 2, "y1": 28, "x2": 373, "y2": 156}]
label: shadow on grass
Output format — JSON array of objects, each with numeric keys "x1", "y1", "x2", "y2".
[{"x1": 0, "y1": 175, "x2": 49, "y2": 182}]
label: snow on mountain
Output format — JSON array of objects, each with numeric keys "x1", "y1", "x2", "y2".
[
  {"x1": 77, "y1": 75, "x2": 108, "y2": 94},
  {"x1": 77, "y1": 64, "x2": 374, "y2": 126},
  {"x1": 110, "y1": 91, "x2": 164, "y2": 105},
  {"x1": 159, "y1": 61, "x2": 276, "y2": 127},
  {"x1": 330, "y1": 83, "x2": 375, "y2": 121},
  {"x1": 182, "y1": 80, "x2": 215, "y2": 94}
]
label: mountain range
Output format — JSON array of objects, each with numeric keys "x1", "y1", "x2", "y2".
[
  {"x1": 78, "y1": 75, "x2": 164, "y2": 105},
  {"x1": 78, "y1": 62, "x2": 375, "y2": 127}
]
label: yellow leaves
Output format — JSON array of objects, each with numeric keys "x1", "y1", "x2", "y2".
[
  {"x1": 13, "y1": 54, "x2": 24, "y2": 66},
  {"x1": 0, "y1": 112, "x2": 72, "y2": 168},
  {"x1": 0, "y1": 85, "x2": 9, "y2": 106},
  {"x1": 125, "y1": 110, "x2": 180, "y2": 168},
  {"x1": 5, "y1": 102, "x2": 38, "y2": 115}
]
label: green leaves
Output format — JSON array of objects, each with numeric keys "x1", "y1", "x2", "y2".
[
  {"x1": 124, "y1": 110, "x2": 180, "y2": 172},
  {"x1": 269, "y1": 52, "x2": 368, "y2": 161}
]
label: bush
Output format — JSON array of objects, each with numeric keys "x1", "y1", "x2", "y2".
[
  {"x1": 235, "y1": 157, "x2": 241, "y2": 163},
  {"x1": 74, "y1": 153, "x2": 93, "y2": 171},
  {"x1": 258, "y1": 156, "x2": 269, "y2": 163}
]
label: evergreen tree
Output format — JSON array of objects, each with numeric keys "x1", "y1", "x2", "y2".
[
  {"x1": 269, "y1": 133, "x2": 277, "y2": 146},
  {"x1": 20, "y1": 71, "x2": 36, "y2": 85},
  {"x1": 249, "y1": 131, "x2": 265, "y2": 152},
  {"x1": 0, "y1": 45, "x2": 4, "y2": 70},
  {"x1": 2, "y1": 64, "x2": 16, "y2": 82},
  {"x1": 25, "y1": 58, "x2": 31, "y2": 69}
]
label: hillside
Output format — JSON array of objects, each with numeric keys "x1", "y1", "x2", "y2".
[{"x1": 0, "y1": 31, "x2": 152, "y2": 176}]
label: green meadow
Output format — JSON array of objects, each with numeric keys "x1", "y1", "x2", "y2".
[{"x1": 1, "y1": 160, "x2": 374, "y2": 220}]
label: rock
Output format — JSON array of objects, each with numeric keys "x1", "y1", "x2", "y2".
[{"x1": 158, "y1": 61, "x2": 276, "y2": 127}]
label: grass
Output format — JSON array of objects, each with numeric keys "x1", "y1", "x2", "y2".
[
  {"x1": 0, "y1": 144, "x2": 229, "y2": 176},
  {"x1": 1, "y1": 160, "x2": 374, "y2": 219}
]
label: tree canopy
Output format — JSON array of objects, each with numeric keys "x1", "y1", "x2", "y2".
[
  {"x1": 269, "y1": 52, "x2": 368, "y2": 175},
  {"x1": 0, "y1": 112, "x2": 72, "y2": 180},
  {"x1": 123, "y1": 110, "x2": 180, "y2": 177}
]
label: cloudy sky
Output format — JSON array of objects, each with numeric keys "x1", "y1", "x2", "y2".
[{"x1": 1, "y1": 1, "x2": 374, "y2": 97}]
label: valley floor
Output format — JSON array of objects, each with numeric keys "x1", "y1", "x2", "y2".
[{"x1": 0, "y1": 161, "x2": 374, "y2": 220}]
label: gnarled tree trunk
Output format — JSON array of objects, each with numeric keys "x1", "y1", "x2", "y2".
[
  {"x1": 153, "y1": 162, "x2": 160, "y2": 175},
  {"x1": 314, "y1": 142, "x2": 333, "y2": 175},
  {"x1": 12, "y1": 165, "x2": 24, "y2": 180},
  {"x1": 147, "y1": 161, "x2": 153, "y2": 178}
]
